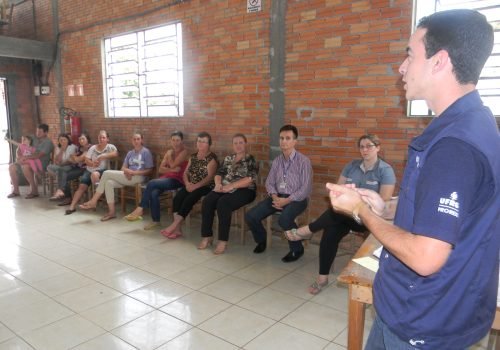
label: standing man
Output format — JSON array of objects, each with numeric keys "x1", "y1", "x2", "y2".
[
  {"x1": 8, "y1": 123, "x2": 54, "y2": 199},
  {"x1": 245, "y1": 124, "x2": 312, "y2": 262},
  {"x1": 328, "y1": 9, "x2": 499, "y2": 349}
]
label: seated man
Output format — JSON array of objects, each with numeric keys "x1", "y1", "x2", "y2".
[
  {"x1": 8, "y1": 123, "x2": 54, "y2": 199},
  {"x1": 245, "y1": 124, "x2": 312, "y2": 262}
]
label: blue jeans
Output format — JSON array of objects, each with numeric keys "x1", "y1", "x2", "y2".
[
  {"x1": 62, "y1": 167, "x2": 85, "y2": 197},
  {"x1": 366, "y1": 316, "x2": 420, "y2": 350},
  {"x1": 140, "y1": 178, "x2": 183, "y2": 222},
  {"x1": 245, "y1": 196, "x2": 308, "y2": 252}
]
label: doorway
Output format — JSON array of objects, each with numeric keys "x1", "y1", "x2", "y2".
[{"x1": 0, "y1": 78, "x2": 11, "y2": 164}]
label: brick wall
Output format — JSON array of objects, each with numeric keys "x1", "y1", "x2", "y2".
[{"x1": 2, "y1": 0, "x2": 433, "y2": 218}]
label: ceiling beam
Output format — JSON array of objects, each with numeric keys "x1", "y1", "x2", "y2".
[{"x1": 0, "y1": 36, "x2": 53, "y2": 61}]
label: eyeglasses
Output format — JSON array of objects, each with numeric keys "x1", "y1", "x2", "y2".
[{"x1": 359, "y1": 144, "x2": 376, "y2": 150}]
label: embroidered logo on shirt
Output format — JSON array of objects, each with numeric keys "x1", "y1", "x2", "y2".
[
  {"x1": 437, "y1": 192, "x2": 459, "y2": 218},
  {"x1": 409, "y1": 339, "x2": 425, "y2": 346}
]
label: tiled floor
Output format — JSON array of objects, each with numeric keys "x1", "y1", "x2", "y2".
[{"x1": 0, "y1": 165, "x2": 490, "y2": 349}]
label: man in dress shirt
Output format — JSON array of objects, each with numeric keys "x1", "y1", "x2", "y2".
[{"x1": 245, "y1": 124, "x2": 312, "y2": 262}]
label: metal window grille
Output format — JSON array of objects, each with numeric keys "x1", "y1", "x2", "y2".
[
  {"x1": 103, "y1": 22, "x2": 184, "y2": 118},
  {"x1": 409, "y1": 0, "x2": 500, "y2": 117}
]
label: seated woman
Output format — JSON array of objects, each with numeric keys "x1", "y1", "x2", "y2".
[
  {"x1": 79, "y1": 132, "x2": 154, "y2": 221},
  {"x1": 199, "y1": 133, "x2": 258, "y2": 254},
  {"x1": 65, "y1": 130, "x2": 118, "y2": 215},
  {"x1": 124, "y1": 130, "x2": 188, "y2": 230},
  {"x1": 160, "y1": 131, "x2": 217, "y2": 239},
  {"x1": 55, "y1": 132, "x2": 93, "y2": 206},
  {"x1": 285, "y1": 134, "x2": 396, "y2": 294},
  {"x1": 48, "y1": 133, "x2": 78, "y2": 201}
]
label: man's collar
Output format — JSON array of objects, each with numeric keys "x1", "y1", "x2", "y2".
[
  {"x1": 283, "y1": 149, "x2": 296, "y2": 160},
  {"x1": 410, "y1": 90, "x2": 481, "y2": 151}
]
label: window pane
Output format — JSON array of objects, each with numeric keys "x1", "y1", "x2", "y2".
[
  {"x1": 410, "y1": 1, "x2": 500, "y2": 116},
  {"x1": 103, "y1": 22, "x2": 183, "y2": 118}
]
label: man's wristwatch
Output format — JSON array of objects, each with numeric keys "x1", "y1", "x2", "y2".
[{"x1": 352, "y1": 202, "x2": 365, "y2": 225}]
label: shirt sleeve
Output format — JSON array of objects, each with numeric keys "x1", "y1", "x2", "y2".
[
  {"x1": 36, "y1": 139, "x2": 54, "y2": 156},
  {"x1": 412, "y1": 137, "x2": 493, "y2": 245},
  {"x1": 265, "y1": 157, "x2": 279, "y2": 195},
  {"x1": 216, "y1": 156, "x2": 231, "y2": 177},
  {"x1": 107, "y1": 144, "x2": 118, "y2": 153},
  {"x1": 247, "y1": 155, "x2": 259, "y2": 182},
  {"x1": 288, "y1": 155, "x2": 313, "y2": 201},
  {"x1": 341, "y1": 161, "x2": 355, "y2": 179},
  {"x1": 379, "y1": 162, "x2": 396, "y2": 185},
  {"x1": 85, "y1": 146, "x2": 95, "y2": 160},
  {"x1": 123, "y1": 151, "x2": 132, "y2": 168},
  {"x1": 143, "y1": 149, "x2": 154, "y2": 169}
]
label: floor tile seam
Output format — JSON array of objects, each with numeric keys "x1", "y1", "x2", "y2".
[
  {"x1": 278, "y1": 318, "x2": 344, "y2": 342},
  {"x1": 3, "y1": 308, "x2": 81, "y2": 346},
  {"x1": 307, "y1": 297, "x2": 350, "y2": 315},
  {"x1": 234, "y1": 292, "x2": 308, "y2": 322},
  {"x1": 237, "y1": 316, "x2": 279, "y2": 349},
  {"x1": 17, "y1": 314, "x2": 109, "y2": 350},
  {"x1": 0, "y1": 320, "x2": 21, "y2": 346}
]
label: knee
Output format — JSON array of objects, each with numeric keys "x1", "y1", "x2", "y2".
[
  {"x1": 278, "y1": 215, "x2": 295, "y2": 230},
  {"x1": 216, "y1": 199, "x2": 231, "y2": 213},
  {"x1": 245, "y1": 210, "x2": 256, "y2": 223},
  {"x1": 90, "y1": 172, "x2": 100, "y2": 183}
]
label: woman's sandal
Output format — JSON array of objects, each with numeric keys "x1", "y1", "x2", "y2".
[
  {"x1": 160, "y1": 228, "x2": 174, "y2": 238},
  {"x1": 197, "y1": 237, "x2": 213, "y2": 250},
  {"x1": 308, "y1": 279, "x2": 328, "y2": 295},
  {"x1": 65, "y1": 209, "x2": 76, "y2": 215},
  {"x1": 49, "y1": 193, "x2": 66, "y2": 201},
  {"x1": 79, "y1": 202, "x2": 96, "y2": 210},
  {"x1": 284, "y1": 227, "x2": 313, "y2": 241},
  {"x1": 124, "y1": 213, "x2": 143, "y2": 222},
  {"x1": 213, "y1": 241, "x2": 227, "y2": 255},
  {"x1": 167, "y1": 232, "x2": 182, "y2": 239},
  {"x1": 100, "y1": 214, "x2": 116, "y2": 222}
]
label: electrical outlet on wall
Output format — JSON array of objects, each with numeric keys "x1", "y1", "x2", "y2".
[{"x1": 40, "y1": 86, "x2": 50, "y2": 95}]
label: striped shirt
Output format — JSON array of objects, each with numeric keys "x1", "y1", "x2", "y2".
[{"x1": 265, "y1": 149, "x2": 312, "y2": 201}]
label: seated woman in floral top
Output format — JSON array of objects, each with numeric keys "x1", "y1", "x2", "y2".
[
  {"x1": 160, "y1": 131, "x2": 218, "y2": 239},
  {"x1": 199, "y1": 133, "x2": 259, "y2": 254}
]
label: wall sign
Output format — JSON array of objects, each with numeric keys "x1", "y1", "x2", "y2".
[{"x1": 247, "y1": 0, "x2": 262, "y2": 13}]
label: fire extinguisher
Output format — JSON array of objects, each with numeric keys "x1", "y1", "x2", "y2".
[{"x1": 59, "y1": 107, "x2": 81, "y2": 145}]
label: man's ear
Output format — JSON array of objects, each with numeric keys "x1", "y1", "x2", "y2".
[{"x1": 432, "y1": 49, "x2": 450, "y2": 74}]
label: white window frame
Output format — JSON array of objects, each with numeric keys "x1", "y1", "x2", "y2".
[
  {"x1": 102, "y1": 22, "x2": 184, "y2": 118},
  {"x1": 409, "y1": 0, "x2": 500, "y2": 117}
]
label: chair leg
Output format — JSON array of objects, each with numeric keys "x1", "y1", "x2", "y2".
[
  {"x1": 266, "y1": 216, "x2": 273, "y2": 248},
  {"x1": 121, "y1": 187, "x2": 126, "y2": 213},
  {"x1": 238, "y1": 207, "x2": 246, "y2": 245}
]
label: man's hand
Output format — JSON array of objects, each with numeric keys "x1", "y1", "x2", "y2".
[
  {"x1": 356, "y1": 188, "x2": 385, "y2": 216},
  {"x1": 271, "y1": 195, "x2": 289, "y2": 210},
  {"x1": 326, "y1": 183, "x2": 363, "y2": 216}
]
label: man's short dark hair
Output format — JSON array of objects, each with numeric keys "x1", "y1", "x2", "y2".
[
  {"x1": 279, "y1": 124, "x2": 298, "y2": 139},
  {"x1": 37, "y1": 123, "x2": 49, "y2": 133},
  {"x1": 418, "y1": 9, "x2": 493, "y2": 85}
]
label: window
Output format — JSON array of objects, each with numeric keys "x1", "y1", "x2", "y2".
[
  {"x1": 409, "y1": 0, "x2": 500, "y2": 116},
  {"x1": 103, "y1": 23, "x2": 184, "y2": 118}
]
